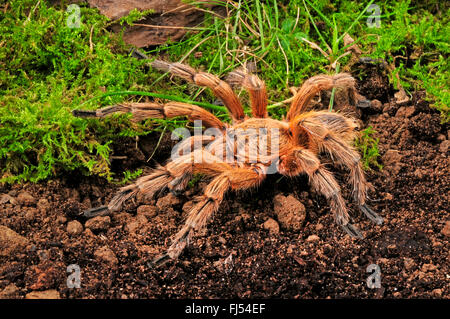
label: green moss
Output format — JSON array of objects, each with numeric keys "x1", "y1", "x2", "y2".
[
  {"x1": 0, "y1": 0, "x2": 154, "y2": 183},
  {"x1": 1, "y1": 0, "x2": 448, "y2": 184},
  {"x1": 355, "y1": 127, "x2": 383, "y2": 171}
]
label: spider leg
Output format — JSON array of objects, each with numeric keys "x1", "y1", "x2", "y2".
[
  {"x1": 227, "y1": 68, "x2": 268, "y2": 118},
  {"x1": 152, "y1": 165, "x2": 266, "y2": 267},
  {"x1": 82, "y1": 150, "x2": 232, "y2": 218},
  {"x1": 286, "y1": 73, "x2": 356, "y2": 121},
  {"x1": 152, "y1": 60, "x2": 245, "y2": 123},
  {"x1": 293, "y1": 111, "x2": 383, "y2": 225},
  {"x1": 318, "y1": 133, "x2": 384, "y2": 225},
  {"x1": 309, "y1": 168, "x2": 363, "y2": 238},
  {"x1": 279, "y1": 148, "x2": 363, "y2": 239},
  {"x1": 73, "y1": 101, "x2": 226, "y2": 130}
]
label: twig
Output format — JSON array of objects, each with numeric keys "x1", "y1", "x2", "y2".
[
  {"x1": 147, "y1": 125, "x2": 167, "y2": 162},
  {"x1": 268, "y1": 96, "x2": 294, "y2": 109},
  {"x1": 300, "y1": 37, "x2": 329, "y2": 59},
  {"x1": 89, "y1": 24, "x2": 95, "y2": 52},
  {"x1": 276, "y1": 36, "x2": 290, "y2": 88},
  {"x1": 25, "y1": 0, "x2": 40, "y2": 25},
  {"x1": 133, "y1": 23, "x2": 207, "y2": 31}
]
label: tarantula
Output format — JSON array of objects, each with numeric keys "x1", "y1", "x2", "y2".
[{"x1": 74, "y1": 60, "x2": 383, "y2": 266}]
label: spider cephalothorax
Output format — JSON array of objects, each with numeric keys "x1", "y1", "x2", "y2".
[{"x1": 74, "y1": 60, "x2": 383, "y2": 266}]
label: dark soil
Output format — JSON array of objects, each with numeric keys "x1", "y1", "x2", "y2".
[{"x1": 0, "y1": 63, "x2": 449, "y2": 299}]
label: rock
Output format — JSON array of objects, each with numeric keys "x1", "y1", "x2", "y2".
[
  {"x1": 395, "y1": 106, "x2": 415, "y2": 118},
  {"x1": 37, "y1": 198, "x2": 50, "y2": 212},
  {"x1": 0, "y1": 284, "x2": 19, "y2": 299},
  {"x1": 263, "y1": 218, "x2": 280, "y2": 234},
  {"x1": 125, "y1": 215, "x2": 148, "y2": 233},
  {"x1": 0, "y1": 225, "x2": 29, "y2": 256},
  {"x1": 437, "y1": 134, "x2": 446, "y2": 142},
  {"x1": 156, "y1": 193, "x2": 181, "y2": 211},
  {"x1": 439, "y1": 140, "x2": 450, "y2": 153},
  {"x1": 137, "y1": 205, "x2": 157, "y2": 219},
  {"x1": 421, "y1": 263, "x2": 437, "y2": 272},
  {"x1": 67, "y1": 220, "x2": 83, "y2": 236},
  {"x1": 383, "y1": 149, "x2": 402, "y2": 165},
  {"x1": 403, "y1": 258, "x2": 415, "y2": 271},
  {"x1": 24, "y1": 209, "x2": 36, "y2": 222},
  {"x1": 306, "y1": 235, "x2": 320, "y2": 242},
  {"x1": 94, "y1": 246, "x2": 118, "y2": 267},
  {"x1": 382, "y1": 149, "x2": 403, "y2": 175},
  {"x1": 441, "y1": 221, "x2": 450, "y2": 237},
  {"x1": 56, "y1": 216, "x2": 67, "y2": 224},
  {"x1": 273, "y1": 194, "x2": 306, "y2": 231},
  {"x1": 394, "y1": 88, "x2": 409, "y2": 105},
  {"x1": 137, "y1": 244, "x2": 159, "y2": 255},
  {"x1": 85, "y1": 216, "x2": 111, "y2": 232},
  {"x1": 315, "y1": 223, "x2": 324, "y2": 231},
  {"x1": 370, "y1": 99, "x2": 383, "y2": 112},
  {"x1": 0, "y1": 194, "x2": 16, "y2": 205},
  {"x1": 26, "y1": 262, "x2": 63, "y2": 291},
  {"x1": 25, "y1": 290, "x2": 60, "y2": 299},
  {"x1": 83, "y1": 228, "x2": 96, "y2": 239},
  {"x1": 431, "y1": 289, "x2": 442, "y2": 297},
  {"x1": 382, "y1": 102, "x2": 394, "y2": 114},
  {"x1": 111, "y1": 212, "x2": 131, "y2": 224},
  {"x1": 17, "y1": 191, "x2": 36, "y2": 206}
]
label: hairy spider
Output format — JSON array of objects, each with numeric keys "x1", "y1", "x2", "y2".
[{"x1": 74, "y1": 60, "x2": 383, "y2": 266}]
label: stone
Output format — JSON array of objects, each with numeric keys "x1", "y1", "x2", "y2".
[
  {"x1": 382, "y1": 149, "x2": 403, "y2": 175},
  {"x1": 439, "y1": 140, "x2": 450, "y2": 153},
  {"x1": 395, "y1": 106, "x2": 415, "y2": 118},
  {"x1": 0, "y1": 225, "x2": 29, "y2": 256},
  {"x1": 125, "y1": 215, "x2": 147, "y2": 233},
  {"x1": 25, "y1": 290, "x2": 60, "y2": 299},
  {"x1": 37, "y1": 198, "x2": 50, "y2": 212},
  {"x1": 156, "y1": 193, "x2": 181, "y2": 211},
  {"x1": 56, "y1": 216, "x2": 67, "y2": 224},
  {"x1": 26, "y1": 262, "x2": 63, "y2": 291},
  {"x1": 370, "y1": 99, "x2": 383, "y2": 112},
  {"x1": 67, "y1": 220, "x2": 83, "y2": 236},
  {"x1": 403, "y1": 258, "x2": 415, "y2": 271},
  {"x1": 263, "y1": 218, "x2": 280, "y2": 234},
  {"x1": 17, "y1": 191, "x2": 36, "y2": 206},
  {"x1": 273, "y1": 194, "x2": 306, "y2": 231},
  {"x1": 85, "y1": 216, "x2": 111, "y2": 232},
  {"x1": 431, "y1": 289, "x2": 442, "y2": 297},
  {"x1": 306, "y1": 235, "x2": 320, "y2": 242},
  {"x1": 421, "y1": 263, "x2": 437, "y2": 272},
  {"x1": 136, "y1": 205, "x2": 157, "y2": 219},
  {"x1": 94, "y1": 246, "x2": 118, "y2": 267},
  {"x1": 383, "y1": 149, "x2": 402, "y2": 165},
  {"x1": 0, "y1": 194, "x2": 15, "y2": 205},
  {"x1": 0, "y1": 284, "x2": 19, "y2": 299}
]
